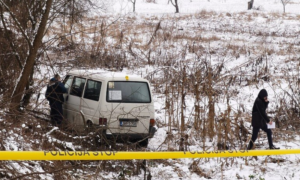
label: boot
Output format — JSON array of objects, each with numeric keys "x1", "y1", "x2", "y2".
[
  {"x1": 247, "y1": 141, "x2": 254, "y2": 150},
  {"x1": 269, "y1": 145, "x2": 280, "y2": 150},
  {"x1": 247, "y1": 143, "x2": 253, "y2": 151}
]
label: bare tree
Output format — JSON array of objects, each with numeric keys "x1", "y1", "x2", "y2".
[
  {"x1": 248, "y1": 0, "x2": 254, "y2": 10},
  {"x1": 0, "y1": 0, "x2": 101, "y2": 111},
  {"x1": 130, "y1": 0, "x2": 137, "y2": 12},
  {"x1": 170, "y1": 0, "x2": 179, "y2": 13},
  {"x1": 280, "y1": 0, "x2": 292, "y2": 13},
  {"x1": 0, "y1": 0, "x2": 53, "y2": 110}
]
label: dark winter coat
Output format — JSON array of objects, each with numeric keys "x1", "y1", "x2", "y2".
[
  {"x1": 45, "y1": 81, "x2": 67, "y2": 104},
  {"x1": 251, "y1": 89, "x2": 270, "y2": 128}
]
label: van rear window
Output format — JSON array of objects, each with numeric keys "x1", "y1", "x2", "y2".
[{"x1": 106, "y1": 81, "x2": 151, "y2": 103}]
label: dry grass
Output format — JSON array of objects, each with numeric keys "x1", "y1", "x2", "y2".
[{"x1": 195, "y1": 9, "x2": 218, "y2": 19}]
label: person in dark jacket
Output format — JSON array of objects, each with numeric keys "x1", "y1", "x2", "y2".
[
  {"x1": 45, "y1": 75, "x2": 67, "y2": 126},
  {"x1": 247, "y1": 89, "x2": 279, "y2": 150}
]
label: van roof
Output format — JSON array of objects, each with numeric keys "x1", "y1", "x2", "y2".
[{"x1": 67, "y1": 69, "x2": 147, "y2": 81}]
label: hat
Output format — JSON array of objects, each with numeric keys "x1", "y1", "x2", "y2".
[{"x1": 50, "y1": 78, "x2": 57, "y2": 82}]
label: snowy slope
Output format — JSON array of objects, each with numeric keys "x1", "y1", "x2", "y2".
[{"x1": 110, "y1": 0, "x2": 300, "y2": 14}]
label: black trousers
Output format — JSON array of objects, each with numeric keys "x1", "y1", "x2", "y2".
[
  {"x1": 50, "y1": 101, "x2": 63, "y2": 126},
  {"x1": 248, "y1": 126, "x2": 273, "y2": 149}
]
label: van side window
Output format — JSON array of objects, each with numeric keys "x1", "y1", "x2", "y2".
[
  {"x1": 83, "y1": 80, "x2": 101, "y2": 101},
  {"x1": 63, "y1": 75, "x2": 73, "y2": 93},
  {"x1": 70, "y1": 77, "x2": 86, "y2": 97}
]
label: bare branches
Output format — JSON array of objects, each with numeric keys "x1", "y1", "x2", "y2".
[
  {"x1": 0, "y1": 0, "x2": 32, "y2": 47},
  {"x1": 0, "y1": 8, "x2": 22, "y2": 69}
]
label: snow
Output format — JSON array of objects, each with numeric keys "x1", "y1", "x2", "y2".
[{"x1": 111, "y1": 0, "x2": 300, "y2": 14}]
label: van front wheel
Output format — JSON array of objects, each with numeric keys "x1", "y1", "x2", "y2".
[{"x1": 86, "y1": 121, "x2": 94, "y2": 133}]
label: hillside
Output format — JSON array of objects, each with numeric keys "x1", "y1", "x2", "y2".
[{"x1": 1, "y1": 0, "x2": 300, "y2": 179}]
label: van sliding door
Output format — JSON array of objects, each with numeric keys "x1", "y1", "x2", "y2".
[
  {"x1": 81, "y1": 79, "x2": 102, "y2": 124},
  {"x1": 68, "y1": 77, "x2": 86, "y2": 129}
]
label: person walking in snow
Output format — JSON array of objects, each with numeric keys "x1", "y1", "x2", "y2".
[
  {"x1": 45, "y1": 74, "x2": 67, "y2": 126},
  {"x1": 247, "y1": 89, "x2": 279, "y2": 150}
]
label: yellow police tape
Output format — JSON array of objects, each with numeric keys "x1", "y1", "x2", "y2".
[{"x1": 1, "y1": 149, "x2": 300, "y2": 160}]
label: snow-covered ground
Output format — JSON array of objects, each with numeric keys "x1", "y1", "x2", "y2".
[{"x1": 109, "y1": 0, "x2": 300, "y2": 14}]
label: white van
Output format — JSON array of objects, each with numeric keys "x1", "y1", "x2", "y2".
[{"x1": 62, "y1": 70, "x2": 156, "y2": 146}]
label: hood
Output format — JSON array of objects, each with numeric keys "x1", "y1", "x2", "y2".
[
  {"x1": 50, "y1": 78, "x2": 57, "y2": 82},
  {"x1": 258, "y1": 89, "x2": 268, "y2": 100}
]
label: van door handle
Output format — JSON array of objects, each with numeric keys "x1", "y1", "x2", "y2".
[{"x1": 66, "y1": 95, "x2": 69, "y2": 101}]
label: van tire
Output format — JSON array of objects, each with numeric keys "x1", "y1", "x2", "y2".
[{"x1": 86, "y1": 121, "x2": 94, "y2": 133}]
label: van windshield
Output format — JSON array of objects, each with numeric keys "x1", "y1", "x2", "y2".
[{"x1": 106, "y1": 81, "x2": 151, "y2": 103}]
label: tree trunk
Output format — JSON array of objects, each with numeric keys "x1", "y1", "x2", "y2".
[
  {"x1": 10, "y1": 0, "x2": 53, "y2": 110},
  {"x1": 22, "y1": 68, "x2": 34, "y2": 107},
  {"x1": 133, "y1": 0, "x2": 136, "y2": 12},
  {"x1": 248, "y1": 0, "x2": 254, "y2": 10},
  {"x1": 175, "y1": 0, "x2": 179, "y2": 13},
  {"x1": 170, "y1": 0, "x2": 179, "y2": 13}
]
